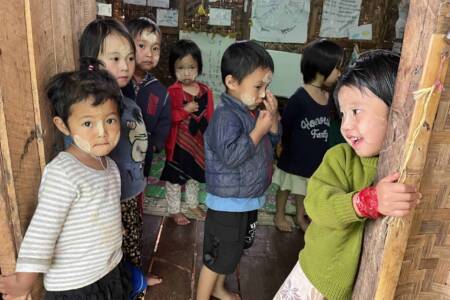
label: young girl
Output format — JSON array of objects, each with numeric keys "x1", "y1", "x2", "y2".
[
  {"x1": 273, "y1": 39, "x2": 344, "y2": 232},
  {"x1": 79, "y1": 18, "x2": 161, "y2": 287},
  {"x1": 274, "y1": 50, "x2": 421, "y2": 299},
  {"x1": 0, "y1": 59, "x2": 131, "y2": 299},
  {"x1": 160, "y1": 39, "x2": 214, "y2": 225}
]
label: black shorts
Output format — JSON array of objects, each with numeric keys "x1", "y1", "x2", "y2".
[{"x1": 203, "y1": 209, "x2": 258, "y2": 274}]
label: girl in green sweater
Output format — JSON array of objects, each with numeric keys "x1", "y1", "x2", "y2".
[{"x1": 274, "y1": 50, "x2": 422, "y2": 300}]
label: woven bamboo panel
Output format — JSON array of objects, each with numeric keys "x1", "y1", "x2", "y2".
[{"x1": 395, "y1": 63, "x2": 450, "y2": 299}]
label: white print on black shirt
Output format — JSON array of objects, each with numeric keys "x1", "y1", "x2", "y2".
[{"x1": 300, "y1": 117, "x2": 330, "y2": 142}]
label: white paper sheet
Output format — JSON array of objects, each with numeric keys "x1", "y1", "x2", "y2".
[
  {"x1": 349, "y1": 23, "x2": 372, "y2": 40},
  {"x1": 267, "y1": 50, "x2": 302, "y2": 98},
  {"x1": 96, "y1": 2, "x2": 112, "y2": 17},
  {"x1": 124, "y1": 0, "x2": 169, "y2": 8},
  {"x1": 179, "y1": 31, "x2": 236, "y2": 103},
  {"x1": 250, "y1": 0, "x2": 310, "y2": 43},
  {"x1": 157, "y1": 9, "x2": 178, "y2": 27},
  {"x1": 208, "y1": 8, "x2": 232, "y2": 26},
  {"x1": 319, "y1": 0, "x2": 362, "y2": 38}
]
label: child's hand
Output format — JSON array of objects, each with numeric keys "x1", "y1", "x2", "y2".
[
  {"x1": 263, "y1": 90, "x2": 279, "y2": 120},
  {"x1": 255, "y1": 110, "x2": 273, "y2": 134},
  {"x1": 376, "y1": 172, "x2": 421, "y2": 217},
  {"x1": 0, "y1": 274, "x2": 31, "y2": 300},
  {"x1": 184, "y1": 101, "x2": 199, "y2": 113}
]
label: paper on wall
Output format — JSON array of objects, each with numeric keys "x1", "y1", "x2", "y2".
[
  {"x1": 250, "y1": 0, "x2": 310, "y2": 43},
  {"x1": 319, "y1": 0, "x2": 362, "y2": 38},
  {"x1": 124, "y1": 0, "x2": 169, "y2": 8},
  {"x1": 157, "y1": 9, "x2": 178, "y2": 27},
  {"x1": 96, "y1": 2, "x2": 112, "y2": 16},
  {"x1": 179, "y1": 31, "x2": 236, "y2": 103},
  {"x1": 267, "y1": 50, "x2": 302, "y2": 98},
  {"x1": 349, "y1": 23, "x2": 372, "y2": 40},
  {"x1": 208, "y1": 8, "x2": 232, "y2": 26}
]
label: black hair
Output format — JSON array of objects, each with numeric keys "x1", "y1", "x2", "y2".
[
  {"x1": 79, "y1": 18, "x2": 136, "y2": 59},
  {"x1": 334, "y1": 49, "x2": 400, "y2": 108},
  {"x1": 46, "y1": 57, "x2": 122, "y2": 124},
  {"x1": 169, "y1": 39, "x2": 203, "y2": 79},
  {"x1": 221, "y1": 40, "x2": 274, "y2": 85},
  {"x1": 301, "y1": 39, "x2": 343, "y2": 84},
  {"x1": 125, "y1": 17, "x2": 161, "y2": 40}
]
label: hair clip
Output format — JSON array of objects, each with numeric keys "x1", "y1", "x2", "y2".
[
  {"x1": 88, "y1": 64, "x2": 94, "y2": 71},
  {"x1": 139, "y1": 16, "x2": 156, "y2": 25}
]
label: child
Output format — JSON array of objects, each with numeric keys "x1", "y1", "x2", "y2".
[
  {"x1": 274, "y1": 50, "x2": 421, "y2": 299},
  {"x1": 197, "y1": 41, "x2": 280, "y2": 300},
  {"x1": 122, "y1": 17, "x2": 171, "y2": 176},
  {"x1": 0, "y1": 59, "x2": 131, "y2": 299},
  {"x1": 79, "y1": 18, "x2": 161, "y2": 288},
  {"x1": 273, "y1": 39, "x2": 343, "y2": 232},
  {"x1": 160, "y1": 39, "x2": 214, "y2": 225}
]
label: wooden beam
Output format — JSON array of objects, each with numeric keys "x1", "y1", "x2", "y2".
[{"x1": 353, "y1": 0, "x2": 449, "y2": 299}]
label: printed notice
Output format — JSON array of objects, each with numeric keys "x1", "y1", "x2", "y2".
[
  {"x1": 157, "y1": 9, "x2": 178, "y2": 27},
  {"x1": 208, "y1": 8, "x2": 232, "y2": 26},
  {"x1": 319, "y1": 0, "x2": 362, "y2": 38}
]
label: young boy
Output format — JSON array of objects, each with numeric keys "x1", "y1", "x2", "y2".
[
  {"x1": 196, "y1": 41, "x2": 281, "y2": 300},
  {"x1": 122, "y1": 17, "x2": 171, "y2": 176}
]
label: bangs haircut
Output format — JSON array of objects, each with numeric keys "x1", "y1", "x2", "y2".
[
  {"x1": 79, "y1": 18, "x2": 136, "y2": 58},
  {"x1": 301, "y1": 39, "x2": 344, "y2": 84},
  {"x1": 334, "y1": 49, "x2": 400, "y2": 109},
  {"x1": 169, "y1": 39, "x2": 203, "y2": 79},
  {"x1": 126, "y1": 17, "x2": 161, "y2": 40},
  {"x1": 221, "y1": 40, "x2": 274, "y2": 85},
  {"x1": 46, "y1": 58, "x2": 122, "y2": 124}
]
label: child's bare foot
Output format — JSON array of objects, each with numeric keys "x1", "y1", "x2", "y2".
[
  {"x1": 189, "y1": 206, "x2": 206, "y2": 220},
  {"x1": 296, "y1": 215, "x2": 310, "y2": 232},
  {"x1": 146, "y1": 274, "x2": 162, "y2": 286},
  {"x1": 171, "y1": 212, "x2": 190, "y2": 225},
  {"x1": 273, "y1": 214, "x2": 293, "y2": 232}
]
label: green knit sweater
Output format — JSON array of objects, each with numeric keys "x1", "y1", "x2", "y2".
[{"x1": 299, "y1": 143, "x2": 379, "y2": 300}]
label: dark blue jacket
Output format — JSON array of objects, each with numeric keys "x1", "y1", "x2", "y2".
[
  {"x1": 204, "y1": 93, "x2": 280, "y2": 198},
  {"x1": 122, "y1": 73, "x2": 171, "y2": 176}
]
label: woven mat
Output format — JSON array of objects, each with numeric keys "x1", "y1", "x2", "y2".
[{"x1": 144, "y1": 152, "x2": 298, "y2": 226}]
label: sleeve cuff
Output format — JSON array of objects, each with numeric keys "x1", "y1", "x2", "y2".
[{"x1": 333, "y1": 192, "x2": 364, "y2": 224}]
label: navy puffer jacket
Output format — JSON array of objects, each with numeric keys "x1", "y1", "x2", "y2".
[{"x1": 204, "y1": 93, "x2": 280, "y2": 198}]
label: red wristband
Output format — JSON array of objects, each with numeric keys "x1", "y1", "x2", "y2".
[{"x1": 356, "y1": 187, "x2": 381, "y2": 219}]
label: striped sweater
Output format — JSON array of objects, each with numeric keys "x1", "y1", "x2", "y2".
[{"x1": 15, "y1": 152, "x2": 123, "y2": 291}]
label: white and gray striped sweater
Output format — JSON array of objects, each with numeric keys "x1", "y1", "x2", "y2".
[{"x1": 15, "y1": 152, "x2": 123, "y2": 291}]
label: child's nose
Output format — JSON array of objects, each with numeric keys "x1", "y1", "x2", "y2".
[
  {"x1": 96, "y1": 121, "x2": 105, "y2": 137},
  {"x1": 341, "y1": 114, "x2": 355, "y2": 131}
]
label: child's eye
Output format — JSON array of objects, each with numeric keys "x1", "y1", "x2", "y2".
[
  {"x1": 82, "y1": 121, "x2": 92, "y2": 127},
  {"x1": 352, "y1": 109, "x2": 361, "y2": 115},
  {"x1": 255, "y1": 85, "x2": 262, "y2": 90},
  {"x1": 152, "y1": 46, "x2": 160, "y2": 52},
  {"x1": 106, "y1": 118, "x2": 117, "y2": 125},
  {"x1": 138, "y1": 43, "x2": 145, "y2": 49},
  {"x1": 128, "y1": 56, "x2": 135, "y2": 62},
  {"x1": 112, "y1": 57, "x2": 120, "y2": 62}
]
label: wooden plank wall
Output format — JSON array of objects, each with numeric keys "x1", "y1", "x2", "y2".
[
  {"x1": 0, "y1": 0, "x2": 96, "y2": 298},
  {"x1": 109, "y1": 0, "x2": 400, "y2": 87}
]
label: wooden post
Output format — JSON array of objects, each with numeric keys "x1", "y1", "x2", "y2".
[
  {"x1": 0, "y1": 0, "x2": 96, "y2": 298},
  {"x1": 353, "y1": 0, "x2": 449, "y2": 299}
]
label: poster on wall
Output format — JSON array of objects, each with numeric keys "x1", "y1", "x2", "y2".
[
  {"x1": 156, "y1": 9, "x2": 178, "y2": 27},
  {"x1": 250, "y1": 0, "x2": 310, "y2": 43},
  {"x1": 267, "y1": 50, "x2": 302, "y2": 98},
  {"x1": 179, "y1": 31, "x2": 236, "y2": 103},
  {"x1": 208, "y1": 8, "x2": 232, "y2": 26},
  {"x1": 319, "y1": 0, "x2": 362, "y2": 38}
]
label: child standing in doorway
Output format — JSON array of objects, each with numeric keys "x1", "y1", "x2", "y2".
[
  {"x1": 274, "y1": 50, "x2": 421, "y2": 299},
  {"x1": 197, "y1": 41, "x2": 281, "y2": 300},
  {"x1": 79, "y1": 18, "x2": 161, "y2": 288},
  {"x1": 160, "y1": 39, "x2": 214, "y2": 225},
  {"x1": 0, "y1": 60, "x2": 130, "y2": 299},
  {"x1": 273, "y1": 39, "x2": 344, "y2": 232},
  {"x1": 122, "y1": 17, "x2": 171, "y2": 176}
]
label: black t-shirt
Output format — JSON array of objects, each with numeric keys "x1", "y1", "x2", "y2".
[{"x1": 277, "y1": 88, "x2": 331, "y2": 177}]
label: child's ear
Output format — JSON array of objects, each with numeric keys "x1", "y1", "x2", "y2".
[
  {"x1": 53, "y1": 117, "x2": 70, "y2": 136},
  {"x1": 225, "y1": 75, "x2": 238, "y2": 91}
]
